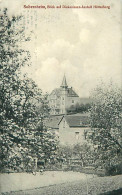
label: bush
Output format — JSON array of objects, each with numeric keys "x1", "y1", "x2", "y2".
[{"x1": 105, "y1": 163, "x2": 122, "y2": 176}]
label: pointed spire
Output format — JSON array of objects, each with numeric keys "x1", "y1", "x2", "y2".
[{"x1": 60, "y1": 75, "x2": 68, "y2": 88}]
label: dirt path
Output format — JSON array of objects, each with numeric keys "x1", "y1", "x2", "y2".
[
  {"x1": 2, "y1": 175, "x2": 122, "y2": 195},
  {"x1": 0, "y1": 171, "x2": 94, "y2": 193}
]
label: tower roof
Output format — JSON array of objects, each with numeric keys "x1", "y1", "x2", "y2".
[{"x1": 60, "y1": 75, "x2": 68, "y2": 88}]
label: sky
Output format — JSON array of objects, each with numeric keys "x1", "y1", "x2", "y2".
[{"x1": 0, "y1": 0, "x2": 121, "y2": 97}]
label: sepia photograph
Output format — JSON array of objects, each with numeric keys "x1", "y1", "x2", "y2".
[{"x1": 0, "y1": 0, "x2": 122, "y2": 194}]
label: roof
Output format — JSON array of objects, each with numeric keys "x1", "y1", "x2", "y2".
[
  {"x1": 59, "y1": 113, "x2": 90, "y2": 127},
  {"x1": 44, "y1": 115, "x2": 62, "y2": 129},
  {"x1": 67, "y1": 87, "x2": 79, "y2": 97},
  {"x1": 50, "y1": 75, "x2": 79, "y2": 98},
  {"x1": 50, "y1": 88, "x2": 61, "y2": 97},
  {"x1": 50, "y1": 87, "x2": 78, "y2": 98}
]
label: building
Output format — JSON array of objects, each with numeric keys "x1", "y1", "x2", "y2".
[
  {"x1": 47, "y1": 76, "x2": 92, "y2": 145},
  {"x1": 48, "y1": 75, "x2": 80, "y2": 115},
  {"x1": 58, "y1": 113, "x2": 90, "y2": 145},
  {"x1": 45, "y1": 113, "x2": 90, "y2": 146}
]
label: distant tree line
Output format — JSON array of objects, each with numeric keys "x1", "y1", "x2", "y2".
[{"x1": 66, "y1": 103, "x2": 91, "y2": 114}]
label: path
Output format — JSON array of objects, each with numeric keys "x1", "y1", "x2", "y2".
[
  {"x1": 2, "y1": 175, "x2": 122, "y2": 195},
  {"x1": 0, "y1": 171, "x2": 94, "y2": 193}
]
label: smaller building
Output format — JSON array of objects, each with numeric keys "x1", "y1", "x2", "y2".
[
  {"x1": 58, "y1": 113, "x2": 90, "y2": 145},
  {"x1": 44, "y1": 113, "x2": 90, "y2": 146}
]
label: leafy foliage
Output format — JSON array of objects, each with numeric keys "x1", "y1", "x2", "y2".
[
  {"x1": 0, "y1": 9, "x2": 57, "y2": 172},
  {"x1": 54, "y1": 143, "x2": 95, "y2": 168},
  {"x1": 66, "y1": 103, "x2": 91, "y2": 114},
  {"x1": 87, "y1": 82, "x2": 122, "y2": 175}
]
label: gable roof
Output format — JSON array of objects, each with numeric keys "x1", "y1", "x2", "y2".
[
  {"x1": 44, "y1": 115, "x2": 62, "y2": 129},
  {"x1": 59, "y1": 113, "x2": 90, "y2": 127}
]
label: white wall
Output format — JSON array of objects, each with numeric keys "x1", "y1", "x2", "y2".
[{"x1": 59, "y1": 117, "x2": 90, "y2": 146}]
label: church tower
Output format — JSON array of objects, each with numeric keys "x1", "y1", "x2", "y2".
[{"x1": 60, "y1": 75, "x2": 68, "y2": 114}]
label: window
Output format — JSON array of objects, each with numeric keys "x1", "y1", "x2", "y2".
[
  {"x1": 75, "y1": 132, "x2": 79, "y2": 140},
  {"x1": 72, "y1": 100, "x2": 74, "y2": 103}
]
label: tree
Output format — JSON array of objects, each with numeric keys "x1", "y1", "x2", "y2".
[
  {"x1": 0, "y1": 9, "x2": 57, "y2": 172},
  {"x1": 73, "y1": 144, "x2": 95, "y2": 167},
  {"x1": 87, "y1": 82, "x2": 122, "y2": 175},
  {"x1": 66, "y1": 103, "x2": 91, "y2": 114}
]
